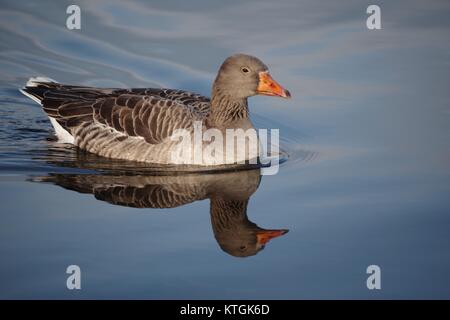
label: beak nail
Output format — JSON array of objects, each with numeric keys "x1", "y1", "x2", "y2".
[{"x1": 257, "y1": 71, "x2": 291, "y2": 99}]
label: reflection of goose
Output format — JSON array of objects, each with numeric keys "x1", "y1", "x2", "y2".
[
  {"x1": 20, "y1": 54, "x2": 290, "y2": 165},
  {"x1": 34, "y1": 169, "x2": 288, "y2": 257}
]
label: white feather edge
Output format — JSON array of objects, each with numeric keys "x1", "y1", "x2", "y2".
[
  {"x1": 48, "y1": 117, "x2": 75, "y2": 144},
  {"x1": 25, "y1": 76, "x2": 57, "y2": 87},
  {"x1": 19, "y1": 77, "x2": 75, "y2": 144}
]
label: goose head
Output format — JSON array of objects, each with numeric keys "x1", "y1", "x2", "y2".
[{"x1": 212, "y1": 54, "x2": 291, "y2": 100}]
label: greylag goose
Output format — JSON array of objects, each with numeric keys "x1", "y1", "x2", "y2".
[
  {"x1": 20, "y1": 54, "x2": 290, "y2": 166},
  {"x1": 34, "y1": 169, "x2": 288, "y2": 257}
]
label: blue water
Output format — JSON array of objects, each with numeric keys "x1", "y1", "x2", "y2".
[{"x1": 0, "y1": 0, "x2": 450, "y2": 299}]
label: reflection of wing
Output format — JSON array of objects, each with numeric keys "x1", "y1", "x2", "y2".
[
  {"x1": 33, "y1": 169, "x2": 261, "y2": 209},
  {"x1": 36, "y1": 174, "x2": 209, "y2": 208}
]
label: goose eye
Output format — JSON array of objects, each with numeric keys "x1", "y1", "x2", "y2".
[
  {"x1": 240, "y1": 245, "x2": 247, "y2": 250},
  {"x1": 241, "y1": 67, "x2": 250, "y2": 74}
]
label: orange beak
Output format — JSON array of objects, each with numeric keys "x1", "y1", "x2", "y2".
[
  {"x1": 256, "y1": 229, "x2": 289, "y2": 245},
  {"x1": 257, "y1": 71, "x2": 291, "y2": 98}
]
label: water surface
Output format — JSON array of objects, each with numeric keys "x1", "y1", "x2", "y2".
[{"x1": 0, "y1": 0, "x2": 450, "y2": 299}]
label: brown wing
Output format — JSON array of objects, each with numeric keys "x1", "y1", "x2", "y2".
[
  {"x1": 22, "y1": 82, "x2": 210, "y2": 144},
  {"x1": 121, "y1": 88, "x2": 211, "y2": 115},
  {"x1": 91, "y1": 94, "x2": 201, "y2": 144}
]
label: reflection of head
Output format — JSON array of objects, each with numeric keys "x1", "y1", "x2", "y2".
[{"x1": 211, "y1": 197, "x2": 288, "y2": 257}]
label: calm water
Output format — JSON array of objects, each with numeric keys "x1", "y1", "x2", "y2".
[{"x1": 1, "y1": 0, "x2": 450, "y2": 299}]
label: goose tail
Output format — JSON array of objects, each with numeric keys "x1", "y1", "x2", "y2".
[
  {"x1": 19, "y1": 77, "x2": 58, "y2": 105},
  {"x1": 19, "y1": 77, "x2": 75, "y2": 144}
]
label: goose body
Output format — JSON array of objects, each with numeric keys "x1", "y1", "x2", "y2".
[{"x1": 20, "y1": 54, "x2": 290, "y2": 165}]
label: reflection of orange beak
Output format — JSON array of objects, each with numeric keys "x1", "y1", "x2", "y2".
[
  {"x1": 256, "y1": 229, "x2": 289, "y2": 245},
  {"x1": 257, "y1": 71, "x2": 291, "y2": 98}
]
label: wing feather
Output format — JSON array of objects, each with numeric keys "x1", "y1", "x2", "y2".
[{"x1": 22, "y1": 82, "x2": 211, "y2": 144}]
